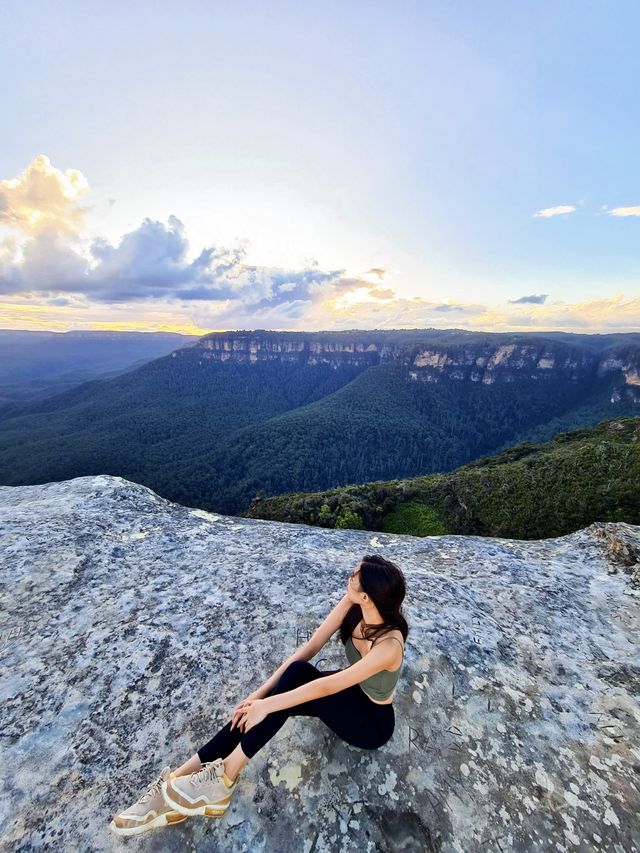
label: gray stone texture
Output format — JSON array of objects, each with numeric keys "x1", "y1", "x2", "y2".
[{"x1": 1, "y1": 475, "x2": 639, "y2": 852}]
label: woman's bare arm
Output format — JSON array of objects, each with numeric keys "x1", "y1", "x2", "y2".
[
  {"x1": 247, "y1": 592, "x2": 352, "y2": 700},
  {"x1": 247, "y1": 650, "x2": 310, "y2": 701},
  {"x1": 261, "y1": 638, "x2": 400, "y2": 714}
]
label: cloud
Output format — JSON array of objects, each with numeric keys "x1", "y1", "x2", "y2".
[
  {"x1": 186, "y1": 288, "x2": 640, "y2": 336},
  {"x1": 0, "y1": 154, "x2": 90, "y2": 236},
  {"x1": 1, "y1": 156, "x2": 638, "y2": 336},
  {"x1": 0, "y1": 209, "x2": 348, "y2": 306},
  {"x1": 462, "y1": 292, "x2": 640, "y2": 333},
  {"x1": 366, "y1": 287, "x2": 396, "y2": 300},
  {"x1": 508, "y1": 294, "x2": 548, "y2": 304},
  {"x1": 608, "y1": 205, "x2": 640, "y2": 217},
  {"x1": 533, "y1": 205, "x2": 576, "y2": 218},
  {"x1": 432, "y1": 303, "x2": 475, "y2": 313},
  {"x1": 0, "y1": 156, "x2": 352, "y2": 308},
  {"x1": 364, "y1": 267, "x2": 388, "y2": 280}
]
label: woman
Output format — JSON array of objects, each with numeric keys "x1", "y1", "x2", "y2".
[{"x1": 110, "y1": 554, "x2": 408, "y2": 836}]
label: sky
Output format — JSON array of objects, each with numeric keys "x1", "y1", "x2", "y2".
[{"x1": 0, "y1": 0, "x2": 639, "y2": 336}]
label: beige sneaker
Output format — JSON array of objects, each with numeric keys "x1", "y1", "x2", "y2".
[
  {"x1": 109, "y1": 766, "x2": 188, "y2": 836},
  {"x1": 161, "y1": 759, "x2": 237, "y2": 818}
]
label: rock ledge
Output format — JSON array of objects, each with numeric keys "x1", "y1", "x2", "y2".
[{"x1": 0, "y1": 475, "x2": 639, "y2": 852}]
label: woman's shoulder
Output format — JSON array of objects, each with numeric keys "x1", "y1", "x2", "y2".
[{"x1": 373, "y1": 628, "x2": 405, "y2": 649}]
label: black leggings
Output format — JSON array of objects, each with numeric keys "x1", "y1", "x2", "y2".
[{"x1": 197, "y1": 660, "x2": 395, "y2": 761}]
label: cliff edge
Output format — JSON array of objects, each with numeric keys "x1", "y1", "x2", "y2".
[{"x1": 1, "y1": 475, "x2": 639, "y2": 852}]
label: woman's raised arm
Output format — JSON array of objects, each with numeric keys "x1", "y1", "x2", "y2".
[{"x1": 253, "y1": 593, "x2": 351, "y2": 694}]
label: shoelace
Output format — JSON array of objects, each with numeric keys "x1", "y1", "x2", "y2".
[
  {"x1": 137, "y1": 772, "x2": 164, "y2": 804},
  {"x1": 189, "y1": 760, "x2": 224, "y2": 787}
]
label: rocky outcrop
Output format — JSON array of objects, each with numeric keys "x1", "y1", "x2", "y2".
[
  {"x1": 192, "y1": 331, "x2": 385, "y2": 368},
  {"x1": 1, "y1": 475, "x2": 639, "y2": 852},
  {"x1": 174, "y1": 330, "x2": 640, "y2": 403},
  {"x1": 590, "y1": 521, "x2": 640, "y2": 588},
  {"x1": 407, "y1": 343, "x2": 640, "y2": 396},
  {"x1": 409, "y1": 342, "x2": 592, "y2": 385}
]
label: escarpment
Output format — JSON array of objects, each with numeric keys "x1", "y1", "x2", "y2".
[{"x1": 174, "y1": 329, "x2": 640, "y2": 403}]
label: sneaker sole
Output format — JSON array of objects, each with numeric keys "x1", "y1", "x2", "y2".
[
  {"x1": 161, "y1": 779, "x2": 233, "y2": 818},
  {"x1": 109, "y1": 810, "x2": 188, "y2": 837}
]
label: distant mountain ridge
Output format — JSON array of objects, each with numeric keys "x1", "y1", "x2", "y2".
[
  {"x1": 0, "y1": 328, "x2": 199, "y2": 402},
  {"x1": 0, "y1": 328, "x2": 638, "y2": 514}
]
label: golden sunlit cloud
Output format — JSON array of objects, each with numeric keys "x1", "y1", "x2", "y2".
[
  {"x1": 609, "y1": 205, "x2": 640, "y2": 217},
  {"x1": 0, "y1": 154, "x2": 90, "y2": 236},
  {"x1": 335, "y1": 286, "x2": 392, "y2": 308},
  {"x1": 533, "y1": 205, "x2": 576, "y2": 218}
]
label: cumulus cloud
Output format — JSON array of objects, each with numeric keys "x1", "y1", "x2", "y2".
[
  {"x1": 0, "y1": 156, "x2": 377, "y2": 321},
  {"x1": 0, "y1": 154, "x2": 90, "y2": 236},
  {"x1": 508, "y1": 294, "x2": 548, "y2": 304},
  {"x1": 0, "y1": 206, "x2": 349, "y2": 306},
  {"x1": 0, "y1": 156, "x2": 360, "y2": 310},
  {"x1": 608, "y1": 205, "x2": 640, "y2": 217},
  {"x1": 533, "y1": 205, "x2": 576, "y2": 218}
]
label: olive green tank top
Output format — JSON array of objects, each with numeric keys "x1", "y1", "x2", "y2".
[{"x1": 344, "y1": 632, "x2": 404, "y2": 701}]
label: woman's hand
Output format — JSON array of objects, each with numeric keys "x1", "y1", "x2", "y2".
[
  {"x1": 235, "y1": 698, "x2": 268, "y2": 733},
  {"x1": 230, "y1": 690, "x2": 263, "y2": 731}
]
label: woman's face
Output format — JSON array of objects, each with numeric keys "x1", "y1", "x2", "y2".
[{"x1": 347, "y1": 564, "x2": 364, "y2": 602}]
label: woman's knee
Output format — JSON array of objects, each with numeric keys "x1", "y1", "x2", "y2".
[
  {"x1": 287, "y1": 659, "x2": 313, "y2": 673},
  {"x1": 277, "y1": 659, "x2": 316, "y2": 689}
]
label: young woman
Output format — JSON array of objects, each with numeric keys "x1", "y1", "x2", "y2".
[{"x1": 110, "y1": 554, "x2": 408, "y2": 836}]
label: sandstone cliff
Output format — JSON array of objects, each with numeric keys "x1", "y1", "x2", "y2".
[
  {"x1": 1, "y1": 475, "x2": 639, "y2": 852},
  {"x1": 175, "y1": 330, "x2": 640, "y2": 403}
]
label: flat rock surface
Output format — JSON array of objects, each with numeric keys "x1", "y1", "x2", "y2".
[{"x1": 0, "y1": 475, "x2": 639, "y2": 853}]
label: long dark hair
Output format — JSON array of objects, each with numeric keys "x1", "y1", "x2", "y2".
[{"x1": 339, "y1": 554, "x2": 409, "y2": 645}]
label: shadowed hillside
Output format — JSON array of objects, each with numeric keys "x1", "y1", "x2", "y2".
[{"x1": 244, "y1": 416, "x2": 640, "y2": 539}]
